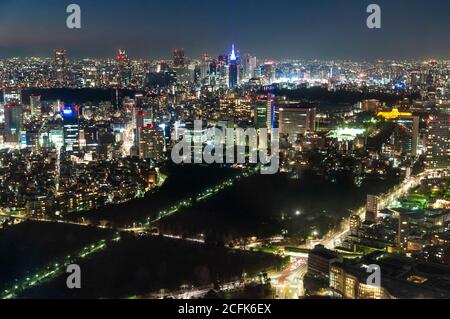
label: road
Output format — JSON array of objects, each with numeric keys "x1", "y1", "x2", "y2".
[
  {"x1": 270, "y1": 257, "x2": 308, "y2": 299},
  {"x1": 145, "y1": 279, "x2": 259, "y2": 299},
  {"x1": 320, "y1": 169, "x2": 449, "y2": 249}
]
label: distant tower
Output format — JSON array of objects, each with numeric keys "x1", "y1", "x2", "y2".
[
  {"x1": 173, "y1": 48, "x2": 186, "y2": 67},
  {"x1": 117, "y1": 49, "x2": 131, "y2": 87},
  {"x1": 229, "y1": 44, "x2": 238, "y2": 88},
  {"x1": 54, "y1": 50, "x2": 67, "y2": 86}
]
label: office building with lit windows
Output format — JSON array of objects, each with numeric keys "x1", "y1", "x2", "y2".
[
  {"x1": 330, "y1": 253, "x2": 450, "y2": 299},
  {"x1": 426, "y1": 113, "x2": 450, "y2": 170},
  {"x1": 366, "y1": 195, "x2": 379, "y2": 223},
  {"x1": 307, "y1": 244, "x2": 343, "y2": 278},
  {"x1": 138, "y1": 125, "x2": 165, "y2": 161},
  {"x1": 254, "y1": 99, "x2": 268, "y2": 129},
  {"x1": 4, "y1": 102, "x2": 23, "y2": 143},
  {"x1": 54, "y1": 50, "x2": 67, "y2": 85},
  {"x1": 62, "y1": 104, "x2": 80, "y2": 156},
  {"x1": 279, "y1": 105, "x2": 316, "y2": 143}
]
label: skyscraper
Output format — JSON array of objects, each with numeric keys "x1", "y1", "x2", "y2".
[
  {"x1": 139, "y1": 125, "x2": 165, "y2": 161},
  {"x1": 266, "y1": 93, "x2": 276, "y2": 131},
  {"x1": 117, "y1": 49, "x2": 131, "y2": 87},
  {"x1": 349, "y1": 215, "x2": 362, "y2": 236},
  {"x1": 243, "y1": 54, "x2": 257, "y2": 79},
  {"x1": 426, "y1": 113, "x2": 450, "y2": 170},
  {"x1": 394, "y1": 117, "x2": 420, "y2": 156},
  {"x1": 54, "y1": 50, "x2": 67, "y2": 86},
  {"x1": 62, "y1": 104, "x2": 80, "y2": 156},
  {"x1": 4, "y1": 102, "x2": 23, "y2": 143},
  {"x1": 254, "y1": 98, "x2": 268, "y2": 129},
  {"x1": 229, "y1": 44, "x2": 238, "y2": 89},
  {"x1": 366, "y1": 195, "x2": 379, "y2": 223},
  {"x1": 377, "y1": 108, "x2": 420, "y2": 156}
]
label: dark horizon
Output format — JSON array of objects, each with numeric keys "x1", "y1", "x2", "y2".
[{"x1": 0, "y1": 0, "x2": 449, "y2": 60}]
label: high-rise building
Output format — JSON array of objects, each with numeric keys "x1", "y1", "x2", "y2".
[
  {"x1": 397, "y1": 214, "x2": 410, "y2": 249},
  {"x1": 350, "y1": 215, "x2": 362, "y2": 236},
  {"x1": 254, "y1": 99, "x2": 268, "y2": 129},
  {"x1": 279, "y1": 106, "x2": 316, "y2": 143},
  {"x1": 426, "y1": 114, "x2": 450, "y2": 170},
  {"x1": 200, "y1": 53, "x2": 211, "y2": 84},
  {"x1": 229, "y1": 45, "x2": 238, "y2": 89},
  {"x1": 117, "y1": 49, "x2": 131, "y2": 87},
  {"x1": 135, "y1": 108, "x2": 154, "y2": 145},
  {"x1": 98, "y1": 123, "x2": 115, "y2": 160},
  {"x1": 136, "y1": 110, "x2": 145, "y2": 131},
  {"x1": 82, "y1": 125, "x2": 99, "y2": 157},
  {"x1": 4, "y1": 102, "x2": 23, "y2": 143},
  {"x1": 54, "y1": 50, "x2": 67, "y2": 85},
  {"x1": 139, "y1": 125, "x2": 165, "y2": 161},
  {"x1": 30, "y1": 95, "x2": 41, "y2": 116},
  {"x1": 377, "y1": 108, "x2": 420, "y2": 157},
  {"x1": 266, "y1": 94, "x2": 276, "y2": 131},
  {"x1": 261, "y1": 62, "x2": 275, "y2": 84},
  {"x1": 392, "y1": 116, "x2": 420, "y2": 156},
  {"x1": 366, "y1": 195, "x2": 379, "y2": 223},
  {"x1": 243, "y1": 54, "x2": 257, "y2": 79},
  {"x1": 173, "y1": 48, "x2": 186, "y2": 68},
  {"x1": 62, "y1": 104, "x2": 80, "y2": 156}
]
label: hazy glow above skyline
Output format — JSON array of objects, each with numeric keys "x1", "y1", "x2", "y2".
[{"x1": 0, "y1": 0, "x2": 449, "y2": 59}]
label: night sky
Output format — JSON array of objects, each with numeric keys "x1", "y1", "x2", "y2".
[{"x1": 0, "y1": 0, "x2": 449, "y2": 60}]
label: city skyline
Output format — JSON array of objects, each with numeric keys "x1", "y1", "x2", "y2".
[{"x1": 0, "y1": 0, "x2": 449, "y2": 60}]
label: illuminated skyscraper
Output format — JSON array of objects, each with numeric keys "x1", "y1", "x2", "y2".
[
  {"x1": 117, "y1": 49, "x2": 131, "y2": 87},
  {"x1": 4, "y1": 102, "x2": 23, "y2": 143},
  {"x1": 254, "y1": 98, "x2": 268, "y2": 129},
  {"x1": 243, "y1": 54, "x2": 257, "y2": 79},
  {"x1": 135, "y1": 108, "x2": 154, "y2": 146},
  {"x1": 229, "y1": 44, "x2": 238, "y2": 88},
  {"x1": 349, "y1": 215, "x2": 362, "y2": 236},
  {"x1": 391, "y1": 116, "x2": 420, "y2": 156},
  {"x1": 62, "y1": 103, "x2": 80, "y2": 156},
  {"x1": 54, "y1": 50, "x2": 67, "y2": 85},
  {"x1": 200, "y1": 53, "x2": 211, "y2": 83},
  {"x1": 366, "y1": 195, "x2": 379, "y2": 223},
  {"x1": 139, "y1": 125, "x2": 165, "y2": 161},
  {"x1": 426, "y1": 113, "x2": 450, "y2": 170},
  {"x1": 266, "y1": 93, "x2": 276, "y2": 131}
]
